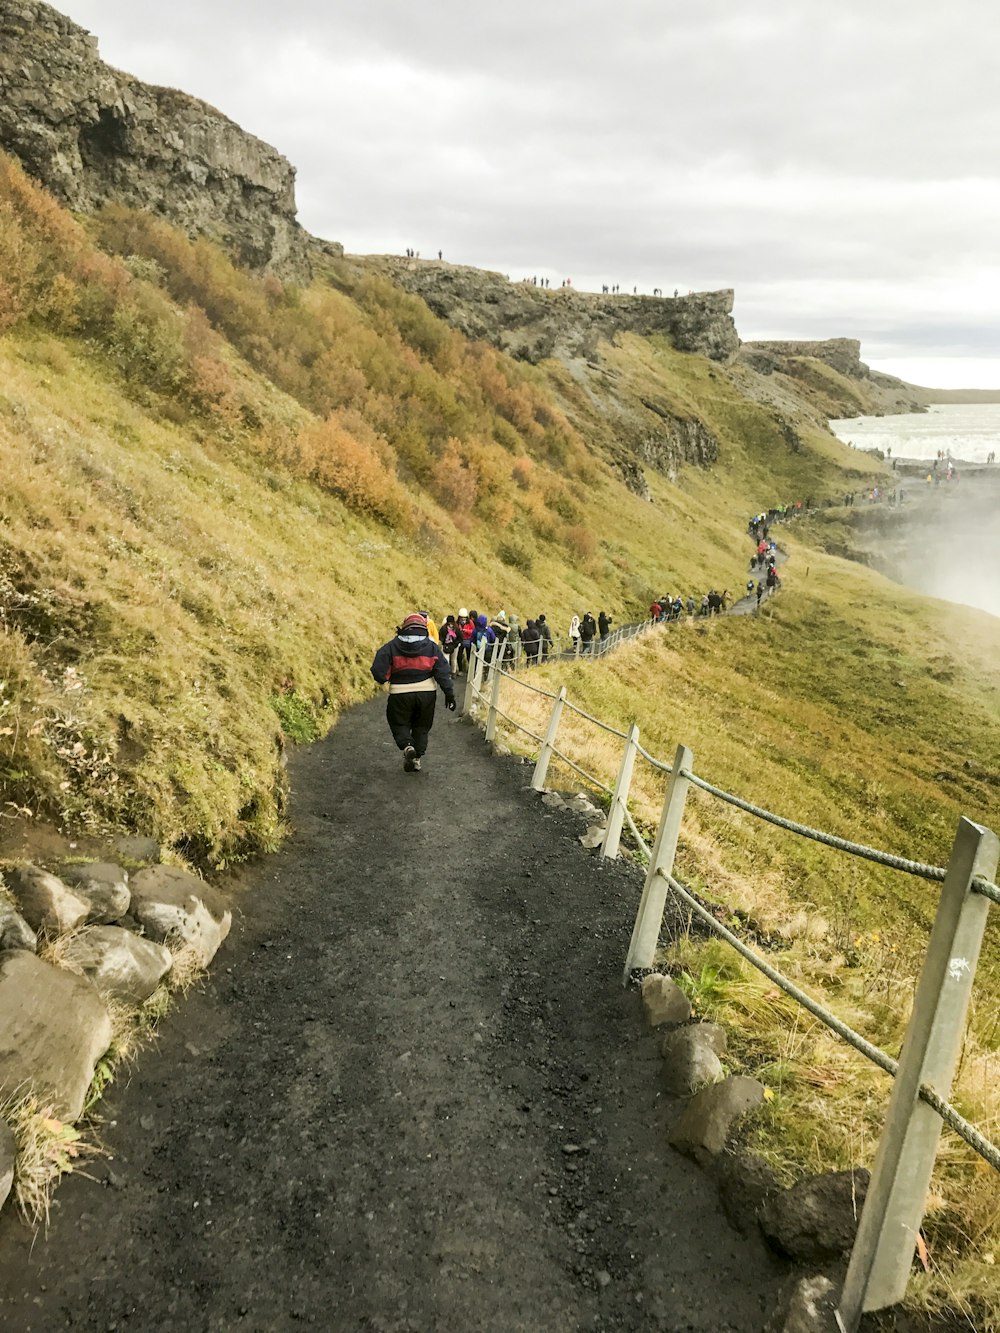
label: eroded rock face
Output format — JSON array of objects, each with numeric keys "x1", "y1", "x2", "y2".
[
  {"x1": 59, "y1": 925, "x2": 172, "y2": 1004},
  {"x1": 641, "y1": 974, "x2": 692, "y2": 1028},
  {"x1": 668, "y1": 1075, "x2": 765, "y2": 1164},
  {"x1": 129, "y1": 866, "x2": 231, "y2": 965},
  {"x1": 369, "y1": 259, "x2": 740, "y2": 365},
  {"x1": 742, "y1": 338, "x2": 866, "y2": 379},
  {"x1": 0, "y1": 900, "x2": 37, "y2": 953},
  {"x1": 0, "y1": 950, "x2": 112, "y2": 1121},
  {"x1": 0, "y1": 0, "x2": 313, "y2": 277},
  {"x1": 60, "y1": 863, "x2": 130, "y2": 924},
  {"x1": 6, "y1": 864, "x2": 89, "y2": 935},
  {"x1": 760, "y1": 1168, "x2": 870, "y2": 1261}
]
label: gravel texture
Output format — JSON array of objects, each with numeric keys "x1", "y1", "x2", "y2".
[{"x1": 0, "y1": 697, "x2": 786, "y2": 1331}]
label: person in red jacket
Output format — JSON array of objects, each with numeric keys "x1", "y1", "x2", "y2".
[{"x1": 370, "y1": 613, "x2": 456, "y2": 772}]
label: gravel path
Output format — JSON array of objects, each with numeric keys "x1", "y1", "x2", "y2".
[{"x1": 0, "y1": 696, "x2": 787, "y2": 1332}]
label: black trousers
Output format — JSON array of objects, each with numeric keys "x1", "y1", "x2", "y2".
[{"x1": 386, "y1": 691, "x2": 436, "y2": 756}]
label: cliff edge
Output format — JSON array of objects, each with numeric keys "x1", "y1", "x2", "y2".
[
  {"x1": 0, "y1": 0, "x2": 316, "y2": 277},
  {"x1": 364, "y1": 257, "x2": 740, "y2": 366}
]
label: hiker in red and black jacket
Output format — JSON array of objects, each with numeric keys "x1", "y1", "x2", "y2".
[{"x1": 371, "y1": 613, "x2": 456, "y2": 773}]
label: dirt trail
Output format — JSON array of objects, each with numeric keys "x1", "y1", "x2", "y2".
[{"x1": 0, "y1": 698, "x2": 787, "y2": 1331}]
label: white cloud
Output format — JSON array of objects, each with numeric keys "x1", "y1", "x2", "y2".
[{"x1": 58, "y1": 0, "x2": 1000, "y2": 386}]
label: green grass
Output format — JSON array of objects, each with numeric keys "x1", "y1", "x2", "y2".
[{"x1": 3, "y1": 145, "x2": 998, "y2": 1320}]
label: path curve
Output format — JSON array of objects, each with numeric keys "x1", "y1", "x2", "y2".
[{"x1": 0, "y1": 698, "x2": 786, "y2": 1331}]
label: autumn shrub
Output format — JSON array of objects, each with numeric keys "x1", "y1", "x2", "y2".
[
  {"x1": 290, "y1": 416, "x2": 411, "y2": 526},
  {"x1": 564, "y1": 525, "x2": 597, "y2": 559},
  {"x1": 431, "y1": 438, "x2": 479, "y2": 520}
]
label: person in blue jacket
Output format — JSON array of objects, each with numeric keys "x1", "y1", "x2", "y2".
[
  {"x1": 471, "y1": 613, "x2": 496, "y2": 663},
  {"x1": 370, "y1": 613, "x2": 456, "y2": 772}
]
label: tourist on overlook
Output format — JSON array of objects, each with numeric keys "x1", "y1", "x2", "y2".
[
  {"x1": 537, "y1": 614, "x2": 553, "y2": 660},
  {"x1": 455, "y1": 608, "x2": 475, "y2": 674},
  {"x1": 471, "y1": 614, "x2": 496, "y2": 663},
  {"x1": 521, "y1": 618, "x2": 541, "y2": 665},
  {"x1": 569, "y1": 614, "x2": 581, "y2": 654},
  {"x1": 580, "y1": 612, "x2": 597, "y2": 653},
  {"x1": 370, "y1": 613, "x2": 456, "y2": 773},
  {"x1": 439, "y1": 615, "x2": 460, "y2": 673}
]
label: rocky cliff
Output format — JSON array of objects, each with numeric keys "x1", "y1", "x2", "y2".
[
  {"x1": 740, "y1": 337, "x2": 923, "y2": 415},
  {"x1": 365, "y1": 258, "x2": 740, "y2": 366},
  {"x1": 741, "y1": 337, "x2": 867, "y2": 378},
  {"x1": 0, "y1": 0, "x2": 317, "y2": 278}
]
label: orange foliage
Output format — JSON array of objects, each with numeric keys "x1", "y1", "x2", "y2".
[
  {"x1": 290, "y1": 417, "x2": 411, "y2": 527},
  {"x1": 431, "y1": 438, "x2": 479, "y2": 520},
  {"x1": 564, "y1": 525, "x2": 597, "y2": 559}
]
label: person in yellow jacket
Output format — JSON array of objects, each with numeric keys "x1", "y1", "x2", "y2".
[{"x1": 420, "y1": 610, "x2": 439, "y2": 643}]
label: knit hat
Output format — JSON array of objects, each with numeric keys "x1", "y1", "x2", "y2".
[
  {"x1": 401, "y1": 613, "x2": 427, "y2": 632},
  {"x1": 497, "y1": 610, "x2": 507, "y2": 622},
  {"x1": 459, "y1": 607, "x2": 469, "y2": 617}
]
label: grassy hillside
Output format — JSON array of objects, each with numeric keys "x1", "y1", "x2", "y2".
[
  {"x1": 0, "y1": 149, "x2": 878, "y2": 865},
  {"x1": 2, "y1": 149, "x2": 996, "y2": 1320},
  {"x1": 487, "y1": 554, "x2": 1000, "y2": 1324}
]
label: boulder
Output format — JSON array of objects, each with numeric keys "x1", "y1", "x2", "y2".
[
  {"x1": 0, "y1": 951, "x2": 112, "y2": 1121},
  {"x1": 59, "y1": 863, "x2": 130, "y2": 924},
  {"x1": 579, "y1": 824, "x2": 606, "y2": 850},
  {"x1": 112, "y1": 835, "x2": 161, "y2": 863},
  {"x1": 660, "y1": 1023, "x2": 726, "y2": 1095},
  {"x1": 668, "y1": 1075, "x2": 765, "y2": 1165},
  {"x1": 717, "y1": 1153, "x2": 782, "y2": 1234},
  {"x1": 129, "y1": 866, "x2": 231, "y2": 965},
  {"x1": 59, "y1": 926, "x2": 172, "y2": 1004},
  {"x1": 761, "y1": 1169, "x2": 870, "y2": 1261},
  {"x1": 641, "y1": 973, "x2": 692, "y2": 1028},
  {"x1": 780, "y1": 1276, "x2": 841, "y2": 1333},
  {"x1": 0, "y1": 901, "x2": 37, "y2": 953},
  {"x1": 564, "y1": 794, "x2": 602, "y2": 819},
  {"x1": 6, "y1": 864, "x2": 89, "y2": 935},
  {"x1": 0, "y1": 1117, "x2": 15, "y2": 1215}
]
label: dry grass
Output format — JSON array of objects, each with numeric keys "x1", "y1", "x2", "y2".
[
  {"x1": 0, "y1": 1090, "x2": 102, "y2": 1227},
  {"x1": 487, "y1": 606, "x2": 1000, "y2": 1323}
]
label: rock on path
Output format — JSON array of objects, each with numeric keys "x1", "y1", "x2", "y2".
[{"x1": 0, "y1": 697, "x2": 784, "y2": 1331}]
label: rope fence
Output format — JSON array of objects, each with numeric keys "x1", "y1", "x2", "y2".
[{"x1": 460, "y1": 629, "x2": 1000, "y2": 1329}]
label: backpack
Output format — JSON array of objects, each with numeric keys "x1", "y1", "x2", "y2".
[{"x1": 442, "y1": 624, "x2": 459, "y2": 648}]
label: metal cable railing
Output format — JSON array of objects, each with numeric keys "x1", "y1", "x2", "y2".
[
  {"x1": 663, "y1": 870, "x2": 899, "y2": 1075},
  {"x1": 664, "y1": 869, "x2": 1000, "y2": 1173},
  {"x1": 682, "y1": 769, "x2": 949, "y2": 883},
  {"x1": 546, "y1": 746, "x2": 614, "y2": 796},
  {"x1": 562, "y1": 698, "x2": 630, "y2": 738},
  {"x1": 488, "y1": 705, "x2": 545, "y2": 748},
  {"x1": 973, "y1": 877, "x2": 1000, "y2": 906},
  {"x1": 635, "y1": 741, "x2": 673, "y2": 774},
  {"x1": 471, "y1": 641, "x2": 1000, "y2": 1182}
]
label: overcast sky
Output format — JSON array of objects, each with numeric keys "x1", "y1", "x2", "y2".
[{"x1": 60, "y1": 0, "x2": 1000, "y2": 388}]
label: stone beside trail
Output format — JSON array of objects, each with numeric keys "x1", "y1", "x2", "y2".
[{"x1": 0, "y1": 696, "x2": 785, "y2": 1332}]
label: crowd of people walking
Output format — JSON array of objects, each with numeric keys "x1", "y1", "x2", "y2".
[{"x1": 369, "y1": 495, "x2": 815, "y2": 768}]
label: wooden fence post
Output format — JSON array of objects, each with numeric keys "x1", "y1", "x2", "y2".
[
  {"x1": 622, "y1": 744, "x2": 692, "y2": 982},
  {"x1": 484, "y1": 650, "x2": 503, "y2": 744},
  {"x1": 838, "y1": 816, "x2": 999, "y2": 1328},
  {"x1": 601, "y1": 722, "x2": 639, "y2": 860},
  {"x1": 531, "y1": 686, "x2": 566, "y2": 792}
]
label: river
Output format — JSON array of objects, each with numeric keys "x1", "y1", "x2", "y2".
[
  {"x1": 829, "y1": 405, "x2": 1000, "y2": 619},
  {"x1": 830, "y1": 402, "x2": 1000, "y2": 464}
]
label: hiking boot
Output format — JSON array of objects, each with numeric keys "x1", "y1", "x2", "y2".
[
  {"x1": 403, "y1": 745, "x2": 416, "y2": 772},
  {"x1": 411, "y1": 756, "x2": 422, "y2": 772}
]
